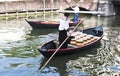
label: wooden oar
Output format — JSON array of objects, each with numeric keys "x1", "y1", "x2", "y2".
[
  {"x1": 39, "y1": 19, "x2": 84, "y2": 72},
  {"x1": 63, "y1": 0, "x2": 73, "y2": 9}
]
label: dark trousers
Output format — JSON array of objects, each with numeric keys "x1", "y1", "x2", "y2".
[
  {"x1": 59, "y1": 30, "x2": 68, "y2": 49},
  {"x1": 58, "y1": 30, "x2": 74, "y2": 49}
]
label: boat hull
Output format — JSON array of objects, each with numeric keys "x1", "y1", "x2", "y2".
[
  {"x1": 25, "y1": 19, "x2": 79, "y2": 29},
  {"x1": 38, "y1": 26, "x2": 103, "y2": 57}
]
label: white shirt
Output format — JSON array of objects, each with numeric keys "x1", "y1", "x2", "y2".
[
  {"x1": 58, "y1": 17, "x2": 69, "y2": 31},
  {"x1": 73, "y1": 6, "x2": 79, "y2": 13}
]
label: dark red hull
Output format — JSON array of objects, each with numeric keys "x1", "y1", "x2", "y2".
[{"x1": 25, "y1": 19, "x2": 79, "y2": 29}]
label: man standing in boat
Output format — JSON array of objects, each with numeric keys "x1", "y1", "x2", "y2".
[
  {"x1": 58, "y1": 13, "x2": 70, "y2": 48},
  {"x1": 72, "y1": 3, "x2": 79, "y2": 22}
]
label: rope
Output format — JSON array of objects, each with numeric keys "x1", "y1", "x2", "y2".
[{"x1": 39, "y1": 19, "x2": 84, "y2": 72}]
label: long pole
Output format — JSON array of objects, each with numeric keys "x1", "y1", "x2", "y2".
[
  {"x1": 63, "y1": 0, "x2": 73, "y2": 9},
  {"x1": 39, "y1": 19, "x2": 84, "y2": 72}
]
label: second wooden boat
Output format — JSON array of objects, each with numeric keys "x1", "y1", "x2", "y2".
[{"x1": 25, "y1": 19, "x2": 80, "y2": 29}]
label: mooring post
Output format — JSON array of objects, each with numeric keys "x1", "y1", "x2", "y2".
[
  {"x1": 43, "y1": 0, "x2": 45, "y2": 14},
  {"x1": 16, "y1": 11, "x2": 19, "y2": 19},
  {"x1": 5, "y1": 0, "x2": 8, "y2": 18},
  {"x1": 34, "y1": 10, "x2": 38, "y2": 18},
  {"x1": 25, "y1": 0, "x2": 28, "y2": 18},
  {"x1": 16, "y1": 0, "x2": 20, "y2": 19}
]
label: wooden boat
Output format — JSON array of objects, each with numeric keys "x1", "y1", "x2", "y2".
[
  {"x1": 38, "y1": 26, "x2": 103, "y2": 57},
  {"x1": 25, "y1": 19, "x2": 80, "y2": 29}
]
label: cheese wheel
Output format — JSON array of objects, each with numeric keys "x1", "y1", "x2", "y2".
[{"x1": 70, "y1": 41, "x2": 77, "y2": 45}]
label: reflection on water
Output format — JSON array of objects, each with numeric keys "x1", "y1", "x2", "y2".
[
  {"x1": 30, "y1": 29, "x2": 57, "y2": 36},
  {"x1": 0, "y1": 29, "x2": 25, "y2": 43},
  {"x1": 66, "y1": 40, "x2": 114, "y2": 76},
  {"x1": 65, "y1": 26, "x2": 120, "y2": 76},
  {"x1": 0, "y1": 19, "x2": 31, "y2": 43},
  {"x1": 0, "y1": 12, "x2": 120, "y2": 76}
]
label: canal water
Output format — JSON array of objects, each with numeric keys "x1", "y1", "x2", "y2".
[{"x1": 0, "y1": 11, "x2": 120, "y2": 76}]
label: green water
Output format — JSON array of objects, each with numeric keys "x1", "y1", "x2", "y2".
[{"x1": 0, "y1": 12, "x2": 120, "y2": 76}]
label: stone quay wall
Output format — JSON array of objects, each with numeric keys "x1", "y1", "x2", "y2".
[
  {"x1": 0, "y1": 0, "x2": 60, "y2": 14},
  {"x1": 0, "y1": 0, "x2": 98, "y2": 14}
]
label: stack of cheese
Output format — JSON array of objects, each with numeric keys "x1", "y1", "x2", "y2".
[{"x1": 70, "y1": 31, "x2": 99, "y2": 46}]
